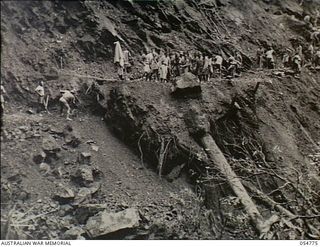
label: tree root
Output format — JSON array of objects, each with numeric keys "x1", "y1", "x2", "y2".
[
  {"x1": 138, "y1": 132, "x2": 145, "y2": 168},
  {"x1": 244, "y1": 181, "x2": 320, "y2": 238},
  {"x1": 158, "y1": 137, "x2": 172, "y2": 178}
]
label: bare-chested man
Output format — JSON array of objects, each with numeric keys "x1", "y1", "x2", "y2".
[{"x1": 59, "y1": 89, "x2": 76, "y2": 121}]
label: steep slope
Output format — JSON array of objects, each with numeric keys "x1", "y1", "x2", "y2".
[{"x1": 1, "y1": 0, "x2": 320, "y2": 240}]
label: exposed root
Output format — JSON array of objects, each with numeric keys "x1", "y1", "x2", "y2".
[
  {"x1": 138, "y1": 132, "x2": 146, "y2": 168},
  {"x1": 158, "y1": 136, "x2": 172, "y2": 178}
]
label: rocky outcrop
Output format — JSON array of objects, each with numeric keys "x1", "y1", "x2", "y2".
[
  {"x1": 85, "y1": 208, "x2": 140, "y2": 238},
  {"x1": 171, "y1": 72, "x2": 202, "y2": 98}
]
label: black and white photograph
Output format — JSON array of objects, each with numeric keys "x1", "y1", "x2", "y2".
[{"x1": 1, "y1": 0, "x2": 320, "y2": 243}]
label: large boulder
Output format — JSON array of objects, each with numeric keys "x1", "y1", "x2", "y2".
[
  {"x1": 85, "y1": 208, "x2": 140, "y2": 238},
  {"x1": 73, "y1": 165, "x2": 94, "y2": 186},
  {"x1": 64, "y1": 132, "x2": 81, "y2": 148},
  {"x1": 78, "y1": 152, "x2": 92, "y2": 165},
  {"x1": 53, "y1": 184, "x2": 75, "y2": 204},
  {"x1": 41, "y1": 135, "x2": 61, "y2": 163},
  {"x1": 75, "y1": 203, "x2": 108, "y2": 224},
  {"x1": 33, "y1": 151, "x2": 46, "y2": 164},
  {"x1": 171, "y1": 72, "x2": 201, "y2": 97},
  {"x1": 64, "y1": 227, "x2": 86, "y2": 240},
  {"x1": 42, "y1": 135, "x2": 60, "y2": 153},
  {"x1": 74, "y1": 187, "x2": 92, "y2": 205},
  {"x1": 63, "y1": 125, "x2": 81, "y2": 148}
]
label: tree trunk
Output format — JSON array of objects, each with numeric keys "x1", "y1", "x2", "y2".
[{"x1": 201, "y1": 133, "x2": 277, "y2": 237}]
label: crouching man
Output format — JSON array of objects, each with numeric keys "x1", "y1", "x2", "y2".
[{"x1": 59, "y1": 89, "x2": 76, "y2": 121}]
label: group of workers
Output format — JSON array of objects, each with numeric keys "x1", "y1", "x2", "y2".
[
  {"x1": 0, "y1": 79, "x2": 77, "y2": 123},
  {"x1": 114, "y1": 40, "x2": 245, "y2": 82},
  {"x1": 256, "y1": 42, "x2": 320, "y2": 75},
  {"x1": 112, "y1": 9, "x2": 320, "y2": 81},
  {"x1": 1, "y1": 10, "x2": 320, "y2": 124},
  {"x1": 115, "y1": 40, "x2": 320, "y2": 83},
  {"x1": 34, "y1": 81, "x2": 77, "y2": 121},
  {"x1": 115, "y1": 37, "x2": 319, "y2": 83},
  {"x1": 140, "y1": 49, "x2": 242, "y2": 82}
]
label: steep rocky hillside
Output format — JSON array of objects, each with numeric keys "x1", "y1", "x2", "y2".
[{"x1": 1, "y1": 0, "x2": 320, "y2": 240}]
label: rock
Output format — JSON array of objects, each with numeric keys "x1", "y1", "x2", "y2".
[
  {"x1": 26, "y1": 109, "x2": 34, "y2": 114},
  {"x1": 59, "y1": 204, "x2": 74, "y2": 216},
  {"x1": 184, "y1": 105, "x2": 210, "y2": 137},
  {"x1": 53, "y1": 184, "x2": 75, "y2": 204},
  {"x1": 39, "y1": 162, "x2": 51, "y2": 174},
  {"x1": 44, "y1": 67, "x2": 59, "y2": 80},
  {"x1": 73, "y1": 165, "x2": 94, "y2": 186},
  {"x1": 42, "y1": 135, "x2": 60, "y2": 153},
  {"x1": 49, "y1": 126, "x2": 65, "y2": 136},
  {"x1": 64, "y1": 124, "x2": 73, "y2": 132},
  {"x1": 18, "y1": 191, "x2": 29, "y2": 201},
  {"x1": 171, "y1": 72, "x2": 201, "y2": 97},
  {"x1": 78, "y1": 152, "x2": 92, "y2": 164},
  {"x1": 65, "y1": 132, "x2": 81, "y2": 148},
  {"x1": 74, "y1": 187, "x2": 92, "y2": 205},
  {"x1": 18, "y1": 126, "x2": 29, "y2": 132},
  {"x1": 166, "y1": 163, "x2": 186, "y2": 182},
  {"x1": 272, "y1": 71, "x2": 285, "y2": 77},
  {"x1": 75, "y1": 203, "x2": 108, "y2": 224},
  {"x1": 82, "y1": 175, "x2": 103, "y2": 195},
  {"x1": 86, "y1": 140, "x2": 95, "y2": 144},
  {"x1": 89, "y1": 181, "x2": 101, "y2": 194},
  {"x1": 33, "y1": 151, "x2": 46, "y2": 164},
  {"x1": 91, "y1": 144, "x2": 99, "y2": 152},
  {"x1": 63, "y1": 125, "x2": 81, "y2": 147},
  {"x1": 42, "y1": 135, "x2": 61, "y2": 163},
  {"x1": 64, "y1": 227, "x2": 86, "y2": 240},
  {"x1": 85, "y1": 208, "x2": 140, "y2": 238}
]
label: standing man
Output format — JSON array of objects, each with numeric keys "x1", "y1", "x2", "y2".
[
  {"x1": 35, "y1": 81, "x2": 50, "y2": 113},
  {"x1": 159, "y1": 52, "x2": 170, "y2": 83},
  {"x1": 1, "y1": 82, "x2": 7, "y2": 127},
  {"x1": 202, "y1": 54, "x2": 211, "y2": 82},
  {"x1": 143, "y1": 48, "x2": 154, "y2": 81},
  {"x1": 314, "y1": 49, "x2": 320, "y2": 67},
  {"x1": 235, "y1": 51, "x2": 243, "y2": 66},
  {"x1": 265, "y1": 47, "x2": 275, "y2": 69},
  {"x1": 123, "y1": 49, "x2": 131, "y2": 75},
  {"x1": 292, "y1": 53, "x2": 302, "y2": 75},
  {"x1": 306, "y1": 44, "x2": 314, "y2": 64},
  {"x1": 114, "y1": 41, "x2": 124, "y2": 80},
  {"x1": 282, "y1": 49, "x2": 290, "y2": 68},
  {"x1": 296, "y1": 44, "x2": 303, "y2": 66},
  {"x1": 213, "y1": 54, "x2": 223, "y2": 78},
  {"x1": 196, "y1": 53, "x2": 204, "y2": 81},
  {"x1": 256, "y1": 47, "x2": 264, "y2": 69}
]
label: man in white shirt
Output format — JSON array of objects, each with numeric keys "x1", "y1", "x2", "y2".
[
  {"x1": 213, "y1": 54, "x2": 223, "y2": 77},
  {"x1": 292, "y1": 54, "x2": 302, "y2": 74},
  {"x1": 265, "y1": 48, "x2": 275, "y2": 69},
  {"x1": 35, "y1": 81, "x2": 50, "y2": 113}
]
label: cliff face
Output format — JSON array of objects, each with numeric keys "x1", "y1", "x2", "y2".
[
  {"x1": 1, "y1": 0, "x2": 318, "y2": 100},
  {"x1": 1, "y1": 0, "x2": 320, "y2": 240}
]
